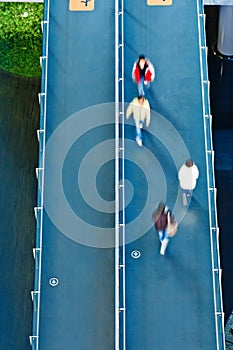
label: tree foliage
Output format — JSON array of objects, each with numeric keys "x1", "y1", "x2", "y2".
[{"x1": 0, "y1": 3, "x2": 43, "y2": 77}]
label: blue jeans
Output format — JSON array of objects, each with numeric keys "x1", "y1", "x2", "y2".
[
  {"x1": 181, "y1": 189, "x2": 193, "y2": 206},
  {"x1": 158, "y1": 229, "x2": 170, "y2": 255},
  {"x1": 158, "y1": 229, "x2": 168, "y2": 242},
  {"x1": 137, "y1": 77, "x2": 150, "y2": 96},
  {"x1": 135, "y1": 121, "x2": 143, "y2": 140}
]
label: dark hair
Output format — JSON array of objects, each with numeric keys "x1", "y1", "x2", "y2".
[
  {"x1": 157, "y1": 202, "x2": 166, "y2": 213},
  {"x1": 185, "y1": 159, "x2": 193, "y2": 167},
  {"x1": 138, "y1": 95, "x2": 144, "y2": 100},
  {"x1": 152, "y1": 202, "x2": 166, "y2": 222},
  {"x1": 139, "y1": 54, "x2": 146, "y2": 60}
]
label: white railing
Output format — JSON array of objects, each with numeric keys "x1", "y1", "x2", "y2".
[
  {"x1": 30, "y1": 0, "x2": 50, "y2": 349},
  {"x1": 197, "y1": 1, "x2": 225, "y2": 349},
  {"x1": 115, "y1": 0, "x2": 126, "y2": 349}
]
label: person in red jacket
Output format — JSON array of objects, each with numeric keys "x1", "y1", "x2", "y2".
[{"x1": 132, "y1": 54, "x2": 155, "y2": 96}]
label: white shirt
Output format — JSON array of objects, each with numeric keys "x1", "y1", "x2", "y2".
[{"x1": 178, "y1": 163, "x2": 199, "y2": 190}]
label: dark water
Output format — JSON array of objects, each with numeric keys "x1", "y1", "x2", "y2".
[
  {"x1": 0, "y1": 68, "x2": 40, "y2": 350},
  {"x1": 205, "y1": 5, "x2": 233, "y2": 323}
]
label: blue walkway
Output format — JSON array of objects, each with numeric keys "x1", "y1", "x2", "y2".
[
  {"x1": 36, "y1": 2, "x2": 116, "y2": 350},
  {"x1": 123, "y1": 1, "x2": 223, "y2": 349},
  {"x1": 32, "y1": 0, "x2": 225, "y2": 349}
]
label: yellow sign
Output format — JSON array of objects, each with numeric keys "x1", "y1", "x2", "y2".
[
  {"x1": 69, "y1": 0, "x2": 95, "y2": 11},
  {"x1": 147, "y1": 0, "x2": 172, "y2": 6}
]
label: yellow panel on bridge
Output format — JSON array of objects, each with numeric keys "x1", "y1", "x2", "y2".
[
  {"x1": 69, "y1": 0, "x2": 95, "y2": 11},
  {"x1": 147, "y1": 0, "x2": 172, "y2": 5}
]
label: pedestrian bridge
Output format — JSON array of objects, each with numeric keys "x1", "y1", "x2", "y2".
[{"x1": 30, "y1": 0, "x2": 225, "y2": 349}]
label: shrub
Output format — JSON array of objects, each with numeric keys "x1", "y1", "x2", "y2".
[{"x1": 0, "y1": 3, "x2": 43, "y2": 77}]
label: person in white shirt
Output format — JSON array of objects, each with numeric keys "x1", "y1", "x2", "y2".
[
  {"x1": 126, "y1": 95, "x2": 150, "y2": 147},
  {"x1": 178, "y1": 159, "x2": 199, "y2": 206}
]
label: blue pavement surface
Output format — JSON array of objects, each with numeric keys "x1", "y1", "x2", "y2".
[
  {"x1": 39, "y1": 2, "x2": 115, "y2": 350},
  {"x1": 38, "y1": 0, "x2": 222, "y2": 349},
  {"x1": 123, "y1": 1, "x2": 218, "y2": 349}
]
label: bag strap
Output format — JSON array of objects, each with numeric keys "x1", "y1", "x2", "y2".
[{"x1": 167, "y1": 211, "x2": 170, "y2": 224}]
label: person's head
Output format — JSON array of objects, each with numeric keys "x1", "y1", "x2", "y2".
[
  {"x1": 185, "y1": 159, "x2": 194, "y2": 167},
  {"x1": 138, "y1": 95, "x2": 145, "y2": 104},
  {"x1": 138, "y1": 54, "x2": 146, "y2": 68},
  {"x1": 152, "y1": 202, "x2": 168, "y2": 222},
  {"x1": 157, "y1": 202, "x2": 166, "y2": 214}
]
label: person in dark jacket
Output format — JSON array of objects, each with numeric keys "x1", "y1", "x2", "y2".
[
  {"x1": 152, "y1": 202, "x2": 175, "y2": 255},
  {"x1": 132, "y1": 54, "x2": 155, "y2": 96}
]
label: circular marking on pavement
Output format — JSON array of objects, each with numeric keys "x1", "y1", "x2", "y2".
[
  {"x1": 131, "y1": 250, "x2": 141, "y2": 259},
  {"x1": 44, "y1": 103, "x2": 190, "y2": 248},
  {"x1": 49, "y1": 277, "x2": 59, "y2": 287}
]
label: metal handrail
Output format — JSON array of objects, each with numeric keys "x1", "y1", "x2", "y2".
[
  {"x1": 115, "y1": 0, "x2": 120, "y2": 346},
  {"x1": 115, "y1": 1, "x2": 126, "y2": 349},
  {"x1": 119, "y1": 2, "x2": 126, "y2": 350},
  {"x1": 115, "y1": 1, "x2": 120, "y2": 348},
  {"x1": 31, "y1": 0, "x2": 50, "y2": 349},
  {"x1": 197, "y1": 1, "x2": 225, "y2": 349}
]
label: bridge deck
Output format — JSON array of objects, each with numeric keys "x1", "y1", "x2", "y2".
[{"x1": 36, "y1": 1, "x2": 222, "y2": 349}]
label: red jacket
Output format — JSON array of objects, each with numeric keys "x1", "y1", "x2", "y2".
[{"x1": 132, "y1": 58, "x2": 155, "y2": 84}]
